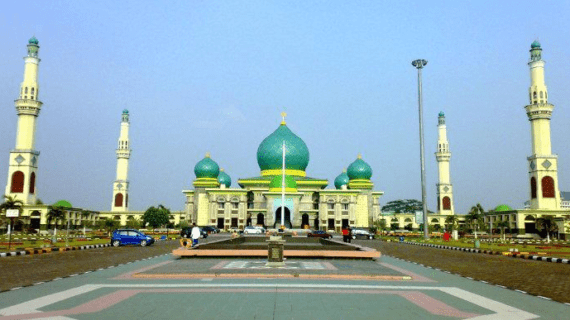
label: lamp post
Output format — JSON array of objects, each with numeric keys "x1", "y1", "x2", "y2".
[{"x1": 412, "y1": 59, "x2": 429, "y2": 240}]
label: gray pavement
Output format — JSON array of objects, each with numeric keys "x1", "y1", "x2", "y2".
[{"x1": 0, "y1": 250, "x2": 568, "y2": 319}]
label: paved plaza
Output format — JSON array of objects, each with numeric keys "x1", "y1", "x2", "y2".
[{"x1": 0, "y1": 240, "x2": 568, "y2": 319}]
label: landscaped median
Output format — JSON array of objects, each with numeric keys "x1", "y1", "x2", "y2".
[
  {"x1": 0, "y1": 243, "x2": 111, "y2": 257},
  {"x1": 395, "y1": 240, "x2": 570, "y2": 264}
]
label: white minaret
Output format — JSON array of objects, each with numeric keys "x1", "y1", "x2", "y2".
[
  {"x1": 525, "y1": 41, "x2": 560, "y2": 210},
  {"x1": 111, "y1": 109, "x2": 131, "y2": 212},
  {"x1": 5, "y1": 37, "x2": 43, "y2": 205},
  {"x1": 435, "y1": 111, "x2": 454, "y2": 215}
]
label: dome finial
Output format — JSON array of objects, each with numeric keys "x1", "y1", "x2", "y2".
[
  {"x1": 220, "y1": 168, "x2": 224, "y2": 172},
  {"x1": 357, "y1": 153, "x2": 362, "y2": 159},
  {"x1": 280, "y1": 112, "x2": 287, "y2": 125},
  {"x1": 342, "y1": 167, "x2": 347, "y2": 173},
  {"x1": 205, "y1": 152, "x2": 211, "y2": 158}
]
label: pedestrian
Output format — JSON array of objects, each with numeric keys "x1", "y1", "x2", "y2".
[
  {"x1": 191, "y1": 223, "x2": 200, "y2": 248},
  {"x1": 347, "y1": 226, "x2": 352, "y2": 243},
  {"x1": 342, "y1": 227, "x2": 349, "y2": 242}
]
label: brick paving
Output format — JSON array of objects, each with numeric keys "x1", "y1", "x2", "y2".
[
  {"x1": 2, "y1": 236, "x2": 570, "y2": 305},
  {"x1": 357, "y1": 239, "x2": 570, "y2": 304}
]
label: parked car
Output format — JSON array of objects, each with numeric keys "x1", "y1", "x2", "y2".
[
  {"x1": 351, "y1": 228, "x2": 374, "y2": 240},
  {"x1": 243, "y1": 226, "x2": 265, "y2": 234},
  {"x1": 307, "y1": 230, "x2": 333, "y2": 239},
  {"x1": 111, "y1": 229, "x2": 155, "y2": 247},
  {"x1": 180, "y1": 227, "x2": 208, "y2": 239},
  {"x1": 200, "y1": 226, "x2": 220, "y2": 234}
]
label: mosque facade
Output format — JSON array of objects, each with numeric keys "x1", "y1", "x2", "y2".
[{"x1": 183, "y1": 115, "x2": 383, "y2": 231}]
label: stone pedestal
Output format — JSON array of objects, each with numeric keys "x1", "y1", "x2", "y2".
[{"x1": 266, "y1": 236, "x2": 285, "y2": 268}]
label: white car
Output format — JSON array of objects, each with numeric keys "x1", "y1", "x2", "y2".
[{"x1": 244, "y1": 226, "x2": 265, "y2": 234}]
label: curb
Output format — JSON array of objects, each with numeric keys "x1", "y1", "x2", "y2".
[
  {"x1": 401, "y1": 241, "x2": 570, "y2": 264},
  {"x1": 0, "y1": 244, "x2": 110, "y2": 258}
]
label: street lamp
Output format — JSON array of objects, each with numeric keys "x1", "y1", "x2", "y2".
[{"x1": 412, "y1": 59, "x2": 429, "y2": 240}]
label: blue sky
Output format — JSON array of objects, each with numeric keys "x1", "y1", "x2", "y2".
[{"x1": 1, "y1": 0, "x2": 569, "y2": 214}]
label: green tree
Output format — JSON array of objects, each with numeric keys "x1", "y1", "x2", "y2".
[
  {"x1": 535, "y1": 216, "x2": 557, "y2": 243},
  {"x1": 496, "y1": 220, "x2": 510, "y2": 241},
  {"x1": 1, "y1": 195, "x2": 24, "y2": 232},
  {"x1": 142, "y1": 205, "x2": 170, "y2": 232},
  {"x1": 47, "y1": 206, "x2": 66, "y2": 229},
  {"x1": 445, "y1": 215, "x2": 459, "y2": 231},
  {"x1": 374, "y1": 219, "x2": 387, "y2": 234},
  {"x1": 126, "y1": 218, "x2": 141, "y2": 229},
  {"x1": 466, "y1": 204, "x2": 485, "y2": 236},
  {"x1": 382, "y1": 199, "x2": 423, "y2": 213},
  {"x1": 98, "y1": 218, "x2": 119, "y2": 236}
]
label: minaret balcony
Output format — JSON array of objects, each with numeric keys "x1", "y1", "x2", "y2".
[
  {"x1": 525, "y1": 103, "x2": 553, "y2": 121},
  {"x1": 15, "y1": 99, "x2": 42, "y2": 116},
  {"x1": 435, "y1": 152, "x2": 451, "y2": 161},
  {"x1": 116, "y1": 150, "x2": 131, "y2": 158}
]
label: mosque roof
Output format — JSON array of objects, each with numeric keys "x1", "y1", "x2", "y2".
[
  {"x1": 347, "y1": 154, "x2": 372, "y2": 180},
  {"x1": 268, "y1": 175, "x2": 297, "y2": 191},
  {"x1": 123, "y1": 109, "x2": 129, "y2": 114},
  {"x1": 194, "y1": 153, "x2": 220, "y2": 179},
  {"x1": 53, "y1": 200, "x2": 72, "y2": 208},
  {"x1": 334, "y1": 169, "x2": 349, "y2": 189},
  {"x1": 439, "y1": 111, "x2": 445, "y2": 117},
  {"x1": 256, "y1": 119, "x2": 309, "y2": 174},
  {"x1": 28, "y1": 36, "x2": 39, "y2": 45},
  {"x1": 217, "y1": 169, "x2": 231, "y2": 187},
  {"x1": 494, "y1": 204, "x2": 513, "y2": 212},
  {"x1": 531, "y1": 40, "x2": 541, "y2": 49}
]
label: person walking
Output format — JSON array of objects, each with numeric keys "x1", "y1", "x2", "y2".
[
  {"x1": 191, "y1": 223, "x2": 201, "y2": 248},
  {"x1": 342, "y1": 227, "x2": 349, "y2": 243}
]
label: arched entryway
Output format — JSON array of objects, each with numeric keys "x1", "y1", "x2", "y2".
[
  {"x1": 524, "y1": 215, "x2": 537, "y2": 233},
  {"x1": 257, "y1": 213, "x2": 265, "y2": 227},
  {"x1": 301, "y1": 214, "x2": 309, "y2": 228},
  {"x1": 30, "y1": 210, "x2": 41, "y2": 229},
  {"x1": 274, "y1": 207, "x2": 292, "y2": 229}
]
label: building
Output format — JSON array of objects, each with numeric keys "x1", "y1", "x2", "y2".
[
  {"x1": 182, "y1": 114, "x2": 384, "y2": 231},
  {"x1": 484, "y1": 41, "x2": 570, "y2": 237},
  {"x1": 435, "y1": 111, "x2": 455, "y2": 216},
  {"x1": 1, "y1": 38, "x2": 98, "y2": 231}
]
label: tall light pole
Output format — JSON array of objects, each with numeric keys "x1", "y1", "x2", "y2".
[{"x1": 412, "y1": 59, "x2": 429, "y2": 240}]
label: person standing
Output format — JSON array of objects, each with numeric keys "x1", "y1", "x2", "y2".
[
  {"x1": 342, "y1": 227, "x2": 349, "y2": 243},
  {"x1": 191, "y1": 223, "x2": 201, "y2": 247}
]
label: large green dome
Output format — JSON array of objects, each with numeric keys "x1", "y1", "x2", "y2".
[
  {"x1": 347, "y1": 154, "x2": 372, "y2": 180},
  {"x1": 217, "y1": 169, "x2": 231, "y2": 187},
  {"x1": 194, "y1": 153, "x2": 220, "y2": 179},
  {"x1": 53, "y1": 200, "x2": 72, "y2": 208},
  {"x1": 334, "y1": 169, "x2": 349, "y2": 189},
  {"x1": 494, "y1": 204, "x2": 513, "y2": 212},
  {"x1": 269, "y1": 175, "x2": 297, "y2": 191},
  {"x1": 256, "y1": 123, "x2": 309, "y2": 175}
]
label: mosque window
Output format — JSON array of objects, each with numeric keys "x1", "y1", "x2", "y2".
[
  {"x1": 25, "y1": 87, "x2": 28, "y2": 94},
  {"x1": 31, "y1": 88, "x2": 34, "y2": 95},
  {"x1": 533, "y1": 91, "x2": 537, "y2": 99},
  {"x1": 542, "y1": 176, "x2": 555, "y2": 198},
  {"x1": 545, "y1": 92, "x2": 548, "y2": 99},
  {"x1": 24, "y1": 96, "x2": 27, "y2": 99},
  {"x1": 218, "y1": 202, "x2": 225, "y2": 209},
  {"x1": 437, "y1": 196, "x2": 440, "y2": 211},
  {"x1": 114, "y1": 193, "x2": 123, "y2": 207},
  {"x1": 342, "y1": 204, "x2": 349, "y2": 211},
  {"x1": 10, "y1": 171, "x2": 24, "y2": 193},
  {"x1": 31, "y1": 96, "x2": 34, "y2": 100},
  {"x1": 530, "y1": 177, "x2": 537, "y2": 199},
  {"x1": 327, "y1": 203, "x2": 334, "y2": 210},
  {"x1": 232, "y1": 202, "x2": 238, "y2": 209},
  {"x1": 540, "y1": 91, "x2": 543, "y2": 98},
  {"x1": 125, "y1": 194, "x2": 128, "y2": 207},
  {"x1": 443, "y1": 196, "x2": 451, "y2": 210},
  {"x1": 29, "y1": 172, "x2": 36, "y2": 194}
]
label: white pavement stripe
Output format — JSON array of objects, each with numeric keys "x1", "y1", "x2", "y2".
[
  {"x1": 0, "y1": 285, "x2": 100, "y2": 316},
  {"x1": 440, "y1": 287, "x2": 539, "y2": 320}
]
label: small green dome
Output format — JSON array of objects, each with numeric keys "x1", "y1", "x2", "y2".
[
  {"x1": 28, "y1": 36, "x2": 39, "y2": 45},
  {"x1": 494, "y1": 204, "x2": 513, "y2": 212},
  {"x1": 531, "y1": 40, "x2": 541, "y2": 48},
  {"x1": 269, "y1": 175, "x2": 297, "y2": 191},
  {"x1": 334, "y1": 169, "x2": 349, "y2": 189},
  {"x1": 122, "y1": 109, "x2": 129, "y2": 114},
  {"x1": 217, "y1": 169, "x2": 231, "y2": 187},
  {"x1": 194, "y1": 153, "x2": 220, "y2": 179},
  {"x1": 438, "y1": 111, "x2": 445, "y2": 117},
  {"x1": 257, "y1": 123, "x2": 310, "y2": 174},
  {"x1": 347, "y1": 154, "x2": 372, "y2": 180},
  {"x1": 53, "y1": 200, "x2": 72, "y2": 208}
]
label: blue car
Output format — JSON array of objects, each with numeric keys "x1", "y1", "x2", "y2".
[{"x1": 111, "y1": 229, "x2": 155, "y2": 247}]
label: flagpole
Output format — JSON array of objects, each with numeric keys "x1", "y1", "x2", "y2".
[{"x1": 281, "y1": 141, "x2": 285, "y2": 228}]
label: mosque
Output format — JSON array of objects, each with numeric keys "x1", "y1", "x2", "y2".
[
  {"x1": 182, "y1": 113, "x2": 383, "y2": 231},
  {"x1": 1, "y1": 37, "x2": 569, "y2": 238}
]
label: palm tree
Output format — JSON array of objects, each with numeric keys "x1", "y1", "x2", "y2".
[
  {"x1": 535, "y1": 216, "x2": 557, "y2": 243},
  {"x1": 47, "y1": 206, "x2": 66, "y2": 229},
  {"x1": 1, "y1": 195, "x2": 24, "y2": 233},
  {"x1": 98, "y1": 218, "x2": 119, "y2": 236},
  {"x1": 496, "y1": 220, "x2": 510, "y2": 241},
  {"x1": 445, "y1": 215, "x2": 459, "y2": 232},
  {"x1": 466, "y1": 204, "x2": 485, "y2": 238}
]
